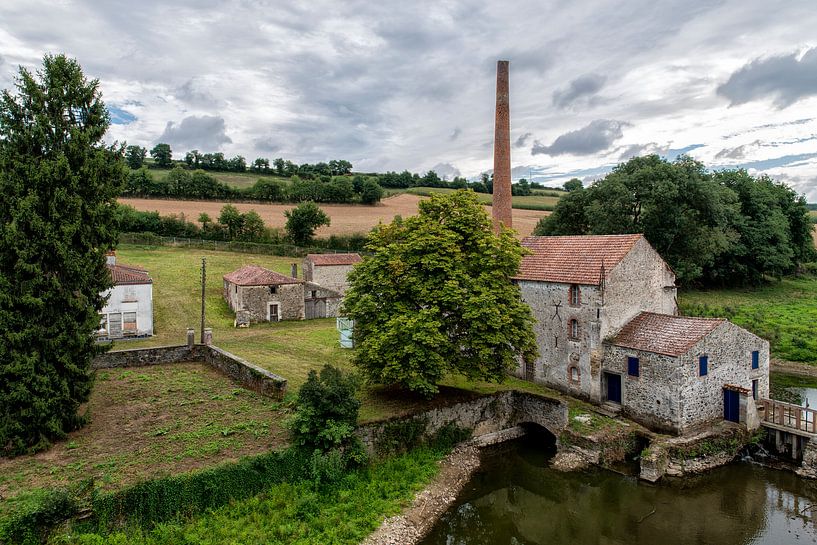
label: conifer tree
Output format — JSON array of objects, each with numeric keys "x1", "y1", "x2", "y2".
[{"x1": 0, "y1": 54, "x2": 125, "y2": 455}]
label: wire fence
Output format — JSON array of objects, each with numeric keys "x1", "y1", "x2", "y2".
[{"x1": 119, "y1": 232, "x2": 365, "y2": 258}]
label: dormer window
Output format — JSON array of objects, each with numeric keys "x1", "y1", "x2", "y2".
[{"x1": 569, "y1": 284, "x2": 580, "y2": 307}]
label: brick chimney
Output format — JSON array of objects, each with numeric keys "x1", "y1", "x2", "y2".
[{"x1": 492, "y1": 60, "x2": 512, "y2": 232}]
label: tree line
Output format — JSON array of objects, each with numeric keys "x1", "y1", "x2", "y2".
[
  {"x1": 535, "y1": 155, "x2": 816, "y2": 286},
  {"x1": 122, "y1": 167, "x2": 384, "y2": 204}
]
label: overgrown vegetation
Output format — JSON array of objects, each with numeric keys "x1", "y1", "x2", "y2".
[
  {"x1": 0, "y1": 54, "x2": 125, "y2": 456},
  {"x1": 343, "y1": 190, "x2": 539, "y2": 396},
  {"x1": 679, "y1": 275, "x2": 817, "y2": 363},
  {"x1": 535, "y1": 155, "x2": 816, "y2": 286}
]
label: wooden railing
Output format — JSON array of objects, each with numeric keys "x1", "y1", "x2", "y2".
[{"x1": 757, "y1": 398, "x2": 817, "y2": 435}]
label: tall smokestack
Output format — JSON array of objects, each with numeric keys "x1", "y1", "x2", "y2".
[{"x1": 492, "y1": 60, "x2": 512, "y2": 232}]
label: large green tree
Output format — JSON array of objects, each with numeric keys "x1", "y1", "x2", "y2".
[
  {"x1": 343, "y1": 191, "x2": 538, "y2": 397},
  {"x1": 285, "y1": 202, "x2": 330, "y2": 245},
  {"x1": 0, "y1": 54, "x2": 125, "y2": 455},
  {"x1": 149, "y1": 142, "x2": 172, "y2": 168}
]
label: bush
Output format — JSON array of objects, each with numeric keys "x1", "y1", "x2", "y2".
[
  {"x1": 0, "y1": 489, "x2": 79, "y2": 545},
  {"x1": 288, "y1": 365, "x2": 360, "y2": 453},
  {"x1": 285, "y1": 202, "x2": 331, "y2": 245}
]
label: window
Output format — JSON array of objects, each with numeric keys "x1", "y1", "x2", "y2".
[
  {"x1": 568, "y1": 284, "x2": 580, "y2": 306},
  {"x1": 628, "y1": 356, "x2": 640, "y2": 377},
  {"x1": 699, "y1": 355, "x2": 708, "y2": 376},
  {"x1": 268, "y1": 303, "x2": 280, "y2": 321},
  {"x1": 752, "y1": 379, "x2": 759, "y2": 400},
  {"x1": 269, "y1": 285, "x2": 277, "y2": 294},
  {"x1": 568, "y1": 319, "x2": 579, "y2": 340},
  {"x1": 123, "y1": 311, "x2": 137, "y2": 331},
  {"x1": 569, "y1": 366, "x2": 580, "y2": 383},
  {"x1": 311, "y1": 290, "x2": 317, "y2": 298},
  {"x1": 751, "y1": 350, "x2": 759, "y2": 370}
]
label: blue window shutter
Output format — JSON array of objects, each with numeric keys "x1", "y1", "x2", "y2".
[
  {"x1": 628, "y1": 356, "x2": 639, "y2": 377},
  {"x1": 699, "y1": 356, "x2": 708, "y2": 376},
  {"x1": 752, "y1": 351, "x2": 759, "y2": 369}
]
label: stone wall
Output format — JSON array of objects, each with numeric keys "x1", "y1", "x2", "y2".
[
  {"x1": 238, "y1": 283, "x2": 305, "y2": 322},
  {"x1": 304, "y1": 282, "x2": 343, "y2": 319},
  {"x1": 356, "y1": 391, "x2": 568, "y2": 457},
  {"x1": 602, "y1": 236, "x2": 678, "y2": 337},
  {"x1": 93, "y1": 344, "x2": 287, "y2": 400},
  {"x1": 308, "y1": 264, "x2": 355, "y2": 295},
  {"x1": 679, "y1": 321, "x2": 769, "y2": 431},
  {"x1": 517, "y1": 281, "x2": 603, "y2": 401},
  {"x1": 602, "y1": 344, "x2": 683, "y2": 433}
]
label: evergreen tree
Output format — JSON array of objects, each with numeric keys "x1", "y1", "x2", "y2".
[{"x1": 0, "y1": 54, "x2": 125, "y2": 455}]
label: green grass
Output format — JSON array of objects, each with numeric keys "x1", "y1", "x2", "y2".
[
  {"x1": 404, "y1": 187, "x2": 560, "y2": 210},
  {"x1": 679, "y1": 275, "x2": 817, "y2": 364},
  {"x1": 140, "y1": 167, "x2": 291, "y2": 190},
  {"x1": 54, "y1": 445, "x2": 446, "y2": 545}
]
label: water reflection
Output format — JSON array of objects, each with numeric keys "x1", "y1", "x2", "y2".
[{"x1": 422, "y1": 434, "x2": 817, "y2": 545}]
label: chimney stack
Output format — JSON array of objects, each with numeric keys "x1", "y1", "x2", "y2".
[
  {"x1": 291, "y1": 263, "x2": 298, "y2": 279},
  {"x1": 492, "y1": 60, "x2": 512, "y2": 232}
]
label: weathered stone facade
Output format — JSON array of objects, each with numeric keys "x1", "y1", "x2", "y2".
[
  {"x1": 602, "y1": 321, "x2": 769, "y2": 434},
  {"x1": 224, "y1": 281, "x2": 304, "y2": 322},
  {"x1": 304, "y1": 282, "x2": 342, "y2": 318},
  {"x1": 517, "y1": 236, "x2": 677, "y2": 401},
  {"x1": 303, "y1": 260, "x2": 356, "y2": 295}
]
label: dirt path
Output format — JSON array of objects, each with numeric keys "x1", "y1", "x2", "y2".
[
  {"x1": 119, "y1": 194, "x2": 548, "y2": 237},
  {"x1": 772, "y1": 358, "x2": 817, "y2": 378}
]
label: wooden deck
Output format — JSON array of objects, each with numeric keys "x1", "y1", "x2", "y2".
[{"x1": 757, "y1": 398, "x2": 817, "y2": 437}]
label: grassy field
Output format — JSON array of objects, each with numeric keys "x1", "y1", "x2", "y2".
[
  {"x1": 405, "y1": 186, "x2": 560, "y2": 210},
  {"x1": 0, "y1": 362, "x2": 287, "y2": 503},
  {"x1": 142, "y1": 167, "x2": 290, "y2": 189},
  {"x1": 679, "y1": 275, "x2": 817, "y2": 364}
]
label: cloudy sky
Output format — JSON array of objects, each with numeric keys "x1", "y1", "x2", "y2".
[{"x1": 1, "y1": 1, "x2": 816, "y2": 199}]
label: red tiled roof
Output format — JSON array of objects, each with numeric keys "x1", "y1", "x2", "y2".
[
  {"x1": 306, "y1": 253, "x2": 362, "y2": 266},
  {"x1": 108, "y1": 264, "x2": 152, "y2": 285},
  {"x1": 611, "y1": 312, "x2": 725, "y2": 357},
  {"x1": 515, "y1": 234, "x2": 643, "y2": 285},
  {"x1": 223, "y1": 265, "x2": 301, "y2": 286}
]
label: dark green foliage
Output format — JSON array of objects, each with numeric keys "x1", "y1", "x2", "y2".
[
  {"x1": 124, "y1": 145, "x2": 146, "y2": 169},
  {"x1": 360, "y1": 178, "x2": 384, "y2": 204},
  {"x1": 0, "y1": 488, "x2": 79, "y2": 545},
  {"x1": 288, "y1": 365, "x2": 361, "y2": 452},
  {"x1": 375, "y1": 417, "x2": 428, "y2": 456},
  {"x1": 0, "y1": 54, "x2": 125, "y2": 455},
  {"x1": 535, "y1": 155, "x2": 815, "y2": 285},
  {"x1": 343, "y1": 190, "x2": 539, "y2": 396},
  {"x1": 149, "y1": 143, "x2": 172, "y2": 168},
  {"x1": 563, "y1": 178, "x2": 583, "y2": 192},
  {"x1": 285, "y1": 202, "x2": 331, "y2": 245}
]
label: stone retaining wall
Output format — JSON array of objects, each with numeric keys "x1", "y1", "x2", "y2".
[{"x1": 93, "y1": 344, "x2": 287, "y2": 400}]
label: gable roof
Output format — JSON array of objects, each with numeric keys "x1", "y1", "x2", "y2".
[
  {"x1": 515, "y1": 234, "x2": 643, "y2": 285},
  {"x1": 611, "y1": 312, "x2": 725, "y2": 357},
  {"x1": 109, "y1": 264, "x2": 152, "y2": 285},
  {"x1": 306, "y1": 253, "x2": 362, "y2": 266},
  {"x1": 223, "y1": 265, "x2": 302, "y2": 286}
]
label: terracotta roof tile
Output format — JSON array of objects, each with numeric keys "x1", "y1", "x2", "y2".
[
  {"x1": 108, "y1": 264, "x2": 152, "y2": 285},
  {"x1": 515, "y1": 234, "x2": 643, "y2": 285},
  {"x1": 611, "y1": 312, "x2": 725, "y2": 357},
  {"x1": 306, "y1": 253, "x2": 362, "y2": 266},
  {"x1": 223, "y1": 265, "x2": 302, "y2": 286}
]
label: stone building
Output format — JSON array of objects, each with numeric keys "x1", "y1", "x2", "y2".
[
  {"x1": 99, "y1": 252, "x2": 153, "y2": 339},
  {"x1": 514, "y1": 234, "x2": 769, "y2": 434},
  {"x1": 604, "y1": 312, "x2": 768, "y2": 434},
  {"x1": 303, "y1": 253, "x2": 361, "y2": 295},
  {"x1": 223, "y1": 264, "x2": 344, "y2": 323},
  {"x1": 223, "y1": 265, "x2": 305, "y2": 322}
]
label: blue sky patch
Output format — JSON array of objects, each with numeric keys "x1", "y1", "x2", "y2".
[{"x1": 109, "y1": 107, "x2": 136, "y2": 125}]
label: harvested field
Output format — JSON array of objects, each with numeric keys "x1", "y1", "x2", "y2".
[
  {"x1": 0, "y1": 362, "x2": 287, "y2": 501},
  {"x1": 119, "y1": 193, "x2": 548, "y2": 237}
]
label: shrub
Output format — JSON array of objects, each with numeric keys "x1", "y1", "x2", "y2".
[
  {"x1": 288, "y1": 365, "x2": 360, "y2": 453},
  {"x1": 284, "y1": 202, "x2": 331, "y2": 245}
]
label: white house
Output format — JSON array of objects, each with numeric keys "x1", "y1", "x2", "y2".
[{"x1": 99, "y1": 252, "x2": 153, "y2": 339}]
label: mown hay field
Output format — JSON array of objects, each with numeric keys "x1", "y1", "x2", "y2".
[{"x1": 119, "y1": 193, "x2": 549, "y2": 237}]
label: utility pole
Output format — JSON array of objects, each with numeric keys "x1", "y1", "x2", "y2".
[{"x1": 200, "y1": 257, "x2": 206, "y2": 343}]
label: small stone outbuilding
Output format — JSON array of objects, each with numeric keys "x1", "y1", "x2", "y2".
[
  {"x1": 303, "y1": 253, "x2": 361, "y2": 295},
  {"x1": 223, "y1": 265, "x2": 305, "y2": 322},
  {"x1": 603, "y1": 312, "x2": 769, "y2": 434}
]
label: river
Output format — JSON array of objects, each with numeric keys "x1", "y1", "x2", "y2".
[{"x1": 422, "y1": 427, "x2": 817, "y2": 545}]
